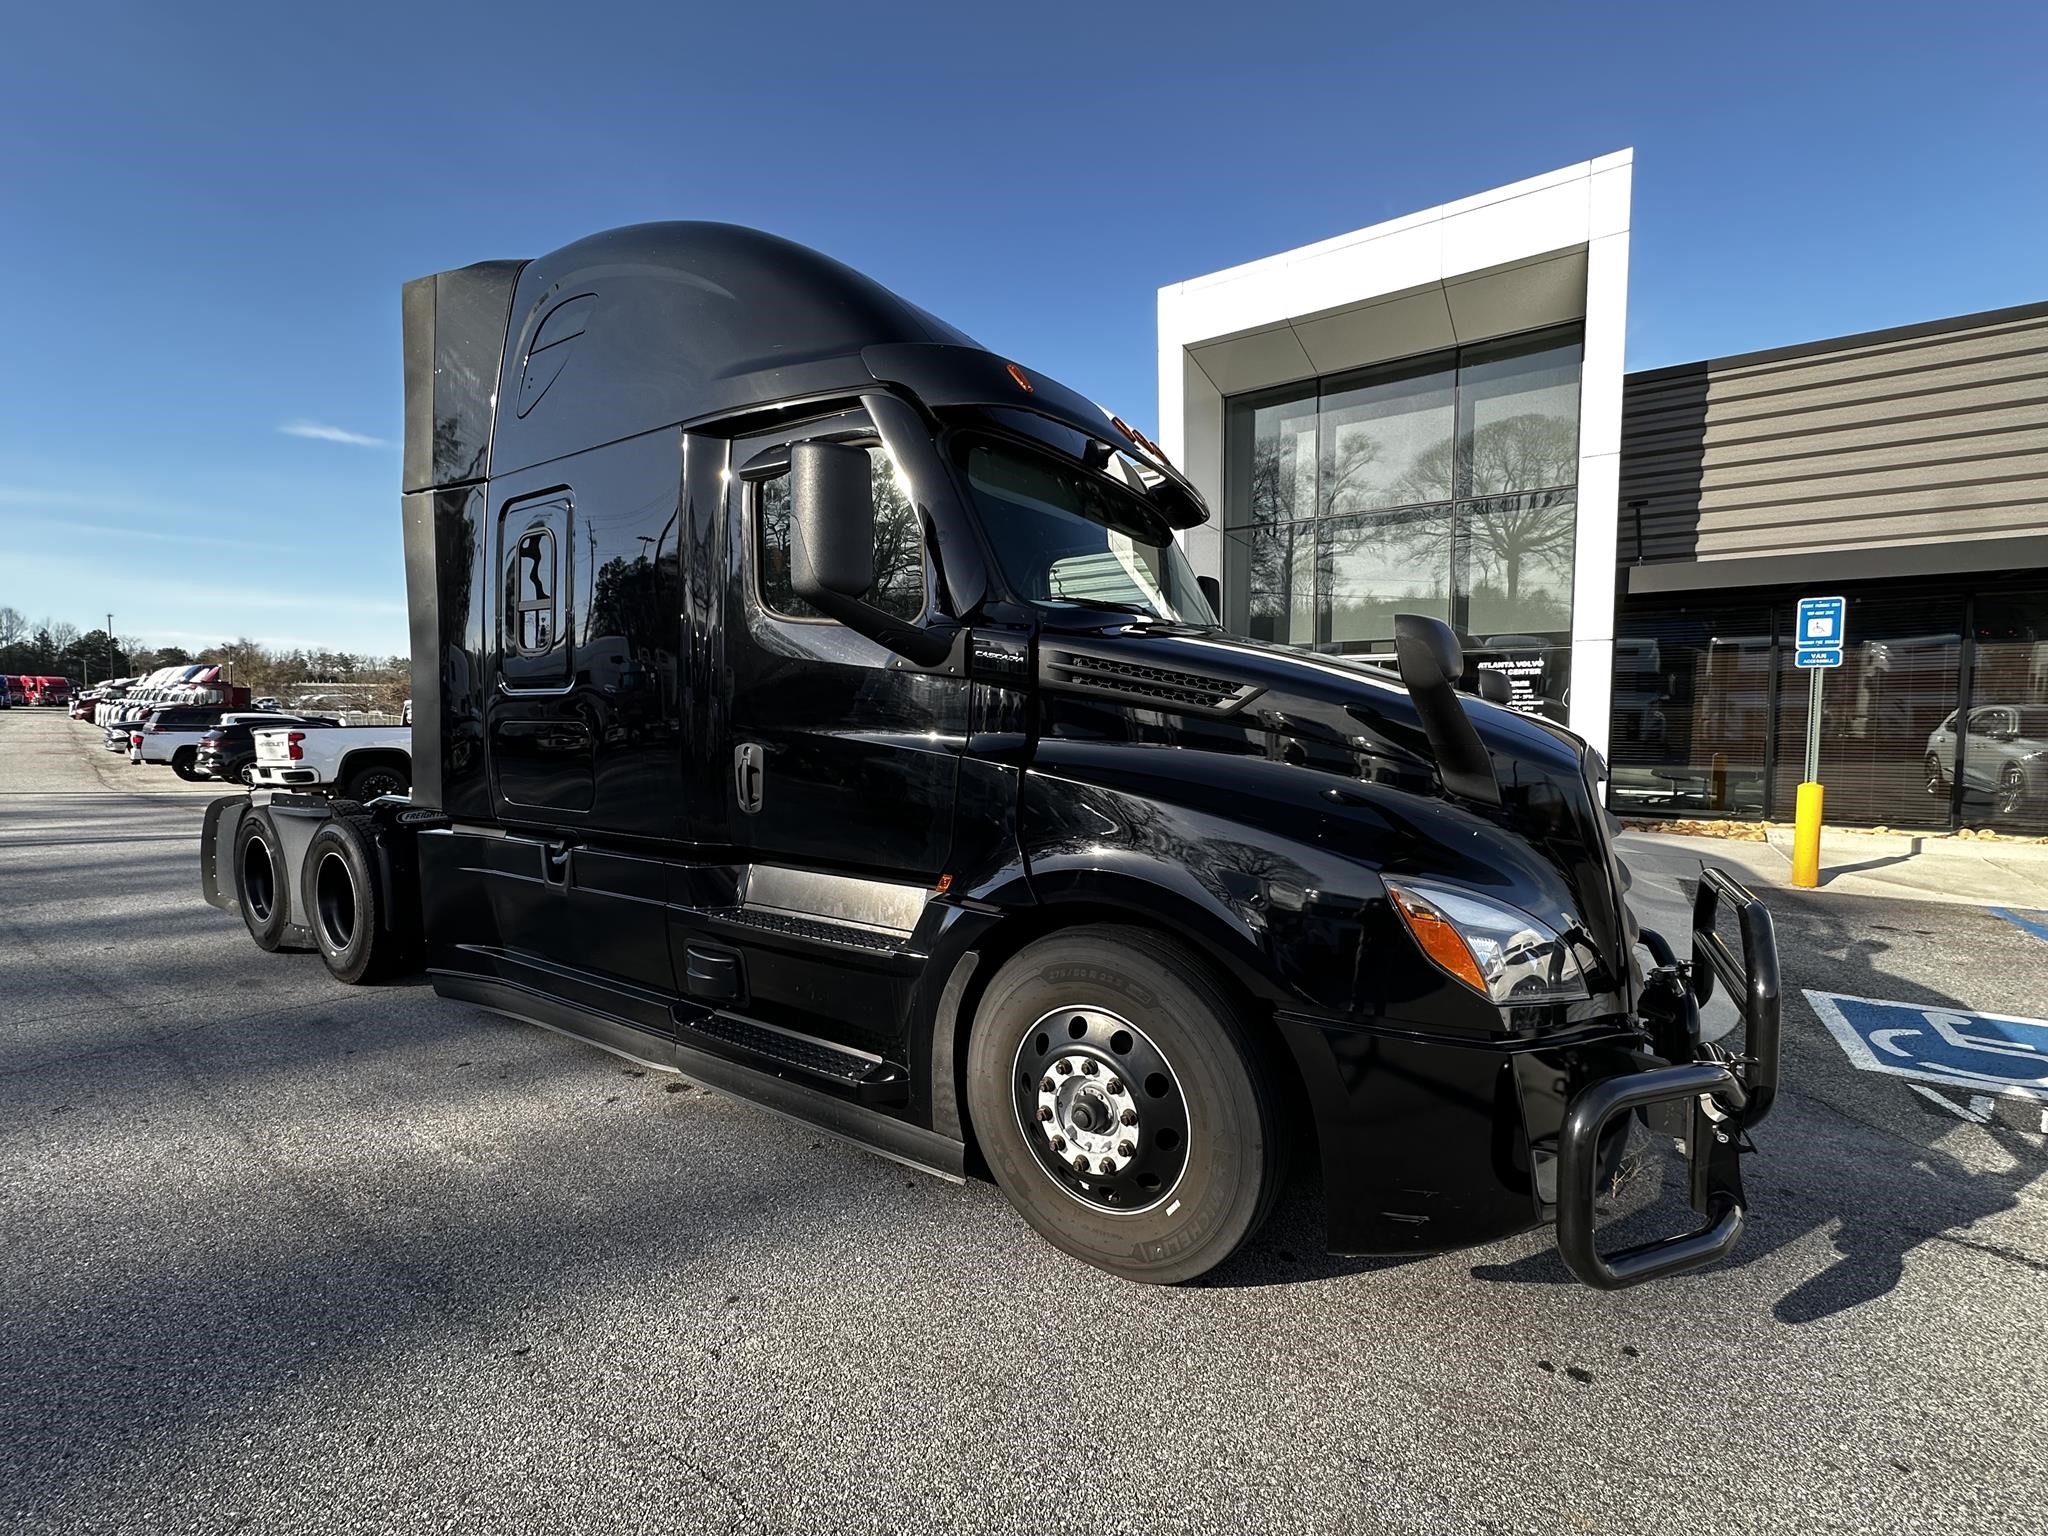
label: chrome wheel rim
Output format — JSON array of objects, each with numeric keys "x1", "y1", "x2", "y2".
[{"x1": 1011, "y1": 1005, "x2": 1189, "y2": 1214}]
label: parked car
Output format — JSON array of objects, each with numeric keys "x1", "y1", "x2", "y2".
[
  {"x1": 133, "y1": 706, "x2": 303, "y2": 780},
  {"x1": 1926, "y1": 704, "x2": 2048, "y2": 818},
  {"x1": 249, "y1": 722, "x2": 410, "y2": 799},
  {"x1": 253, "y1": 696, "x2": 284, "y2": 712},
  {"x1": 197, "y1": 713, "x2": 341, "y2": 785}
]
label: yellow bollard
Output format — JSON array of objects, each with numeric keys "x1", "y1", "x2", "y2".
[{"x1": 1791, "y1": 781, "x2": 1824, "y2": 888}]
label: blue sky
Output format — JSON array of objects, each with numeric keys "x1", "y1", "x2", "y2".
[{"x1": 4, "y1": 0, "x2": 2043, "y2": 657}]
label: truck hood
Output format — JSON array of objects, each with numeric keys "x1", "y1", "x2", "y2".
[{"x1": 1032, "y1": 623, "x2": 1632, "y2": 1001}]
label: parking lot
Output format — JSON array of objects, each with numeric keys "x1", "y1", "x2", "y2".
[{"x1": 3, "y1": 704, "x2": 2044, "y2": 1535}]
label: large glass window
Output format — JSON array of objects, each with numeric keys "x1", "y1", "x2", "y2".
[
  {"x1": 1224, "y1": 327, "x2": 1582, "y2": 720},
  {"x1": 962, "y1": 439, "x2": 1216, "y2": 626},
  {"x1": 756, "y1": 447, "x2": 925, "y2": 623},
  {"x1": 1608, "y1": 599, "x2": 1774, "y2": 818},
  {"x1": 1962, "y1": 592, "x2": 2048, "y2": 832}
]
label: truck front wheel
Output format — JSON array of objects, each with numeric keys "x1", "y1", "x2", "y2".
[
  {"x1": 965, "y1": 925, "x2": 1284, "y2": 1285},
  {"x1": 301, "y1": 815, "x2": 400, "y2": 984},
  {"x1": 172, "y1": 748, "x2": 207, "y2": 781}
]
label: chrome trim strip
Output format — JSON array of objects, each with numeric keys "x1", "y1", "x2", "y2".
[{"x1": 739, "y1": 864, "x2": 929, "y2": 937}]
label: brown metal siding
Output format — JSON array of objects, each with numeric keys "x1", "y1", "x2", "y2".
[{"x1": 1619, "y1": 304, "x2": 2048, "y2": 569}]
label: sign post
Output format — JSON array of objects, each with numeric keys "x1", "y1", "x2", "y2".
[{"x1": 1792, "y1": 596, "x2": 1846, "y2": 888}]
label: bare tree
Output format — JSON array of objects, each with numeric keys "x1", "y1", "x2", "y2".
[{"x1": 0, "y1": 607, "x2": 24, "y2": 648}]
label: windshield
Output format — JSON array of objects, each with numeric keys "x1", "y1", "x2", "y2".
[{"x1": 958, "y1": 436, "x2": 1216, "y2": 626}]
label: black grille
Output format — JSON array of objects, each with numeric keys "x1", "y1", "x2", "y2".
[{"x1": 1044, "y1": 651, "x2": 1259, "y2": 716}]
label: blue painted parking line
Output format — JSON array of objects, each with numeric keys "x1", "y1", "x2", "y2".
[
  {"x1": 1990, "y1": 907, "x2": 2048, "y2": 944},
  {"x1": 1805, "y1": 990, "x2": 2048, "y2": 1101}
]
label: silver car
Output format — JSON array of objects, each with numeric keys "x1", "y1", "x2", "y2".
[{"x1": 1926, "y1": 704, "x2": 2048, "y2": 818}]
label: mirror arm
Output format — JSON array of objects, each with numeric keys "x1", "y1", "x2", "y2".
[{"x1": 799, "y1": 586, "x2": 960, "y2": 670}]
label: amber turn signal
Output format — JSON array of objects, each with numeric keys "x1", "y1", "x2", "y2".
[{"x1": 1387, "y1": 884, "x2": 1488, "y2": 996}]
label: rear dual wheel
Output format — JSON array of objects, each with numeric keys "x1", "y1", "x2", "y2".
[
  {"x1": 966, "y1": 926, "x2": 1284, "y2": 1285},
  {"x1": 301, "y1": 815, "x2": 400, "y2": 984}
]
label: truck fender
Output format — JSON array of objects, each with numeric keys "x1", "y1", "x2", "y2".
[
  {"x1": 917, "y1": 856, "x2": 1298, "y2": 1158},
  {"x1": 199, "y1": 794, "x2": 248, "y2": 913}
]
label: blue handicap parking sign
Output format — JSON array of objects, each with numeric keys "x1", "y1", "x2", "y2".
[
  {"x1": 1794, "y1": 595, "x2": 1845, "y2": 668},
  {"x1": 1806, "y1": 991, "x2": 2048, "y2": 1100}
]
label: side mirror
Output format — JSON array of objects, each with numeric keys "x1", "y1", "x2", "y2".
[
  {"x1": 790, "y1": 441, "x2": 875, "y2": 602},
  {"x1": 1474, "y1": 668, "x2": 1512, "y2": 705},
  {"x1": 787, "y1": 439, "x2": 953, "y2": 668},
  {"x1": 1197, "y1": 574, "x2": 1222, "y2": 617}
]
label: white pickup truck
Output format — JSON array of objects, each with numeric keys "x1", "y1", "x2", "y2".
[{"x1": 250, "y1": 724, "x2": 412, "y2": 800}]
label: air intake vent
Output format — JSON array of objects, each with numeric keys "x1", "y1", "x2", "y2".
[{"x1": 1043, "y1": 648, "x2": 1262, "y2": 717}]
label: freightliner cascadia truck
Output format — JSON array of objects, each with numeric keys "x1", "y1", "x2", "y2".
[{"x1": 199, "y1": 223, "x2": 1780, "y2": 1288}]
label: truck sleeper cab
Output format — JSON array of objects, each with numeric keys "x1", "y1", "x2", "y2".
[{"x1": 200, "y1": 223, "x2": 1780, "y2": 1288}]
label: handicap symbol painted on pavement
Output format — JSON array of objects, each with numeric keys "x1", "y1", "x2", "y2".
[{"x1": 1805, "y1": 991, "x2": 2048, "y2": 1101}]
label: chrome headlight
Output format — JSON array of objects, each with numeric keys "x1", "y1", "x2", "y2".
[{"x1": 1385, "y1": 879, "x2": 1589, "y2": 1005}]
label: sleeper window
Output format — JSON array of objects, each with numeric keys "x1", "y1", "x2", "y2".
[{"x1": 500, "y1": 498, "x2": 572, "y2": 685}]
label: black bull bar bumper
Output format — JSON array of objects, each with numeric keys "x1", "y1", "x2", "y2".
[{"x1": 1556, "y1": 867, "x2": 1782, "y2": 1289}]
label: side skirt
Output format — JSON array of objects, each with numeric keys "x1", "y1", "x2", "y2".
[{"x1": 428, "y1": 968, "x2": 968, "y2": 1183}]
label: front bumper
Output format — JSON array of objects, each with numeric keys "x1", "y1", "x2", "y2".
[
  {"x1": 1278, "y1": 868, "x2": 1780, "y2": 1289},
  {"x1": 1554, "y1": 867, "x2": 1781, "y2": 1289}
]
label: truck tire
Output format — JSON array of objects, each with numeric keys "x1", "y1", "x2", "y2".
[
  {"x1": 172, "y1": 748, "x2": 205, "y2": 781},
  {"x1": 300, "y1": 814, "x2": 399, "y2": 984},
  {"x1": 233, "y1": 808, "x2": 291, "y2": 952},
  {"x1": 340, "y1": 761, "x2": 410, "y2": 802},
  {"x1": 964, "y1": 925, "x2": 1284, "y2": 1285}
]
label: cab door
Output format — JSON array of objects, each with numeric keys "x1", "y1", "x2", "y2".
[{"x1": 710, "y1": 407, "x2": 969, "y2": 1053}]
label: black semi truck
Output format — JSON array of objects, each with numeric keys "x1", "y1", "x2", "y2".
[{"x1": 200, "y1": 223, "x2": 1780, "y2": 1288}]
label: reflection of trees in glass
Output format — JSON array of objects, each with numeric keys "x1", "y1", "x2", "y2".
[
  {"x1": 1240, "y1": 408, "x2": 1577, "y2": 646},
  {"x1": 1397, "y1": 414, "x2": 1577, "y2": 619},
  {"x1": 759, "y1": 450, "x2": 923, "y2": 621}
]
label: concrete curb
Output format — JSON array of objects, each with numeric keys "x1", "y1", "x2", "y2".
[{"x1": 1616, "y1": 828, "x2": 2048, "y2": 911}]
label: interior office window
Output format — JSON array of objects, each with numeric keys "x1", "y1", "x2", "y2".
[
  {"x1": 1318, "y1": 357, "x2": 1457, "y2": 514},
  {"x1": 1457, "y1": 332, "x2": 1583, "y2": 497},
  {"x1": 500, "y1": 498, "x2": 571, "y2": 686},
  {"x1": 756, "y1": 447, "x2": 925, "y2": 623},
  {"x1": 1958, "y1": 590, "x2": 2048, "y2": 831},
  {"x1": 1608, "y1": 599, "x2": 1773, "y2": 818}
]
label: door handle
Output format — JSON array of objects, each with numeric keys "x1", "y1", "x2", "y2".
[
  {"x1": 734, "y1": 743, "x2": 765, "y2": 815},
  {"x1": 544, "y1": 841, "x2": 572, "y2": 884}
]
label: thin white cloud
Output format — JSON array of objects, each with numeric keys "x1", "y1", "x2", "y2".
[
  {"x1": 58, "y1": 520, "x2": 296, "y2": 554},
  {"x1": 279, "y1": 420, "x2": 389, "y2": 448}
]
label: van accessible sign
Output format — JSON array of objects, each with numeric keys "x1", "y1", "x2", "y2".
[
  {"x1": 1806, "y1": 990, "x2": 2048, "y2": 1100},
  {"x1": 1794, "y1": 595, "x2": 1845, "y2": 669}
]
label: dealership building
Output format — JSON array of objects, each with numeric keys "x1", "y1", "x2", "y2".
[{"x1": 1157, "y1": 151, "x2": 2048, "y2": 832}]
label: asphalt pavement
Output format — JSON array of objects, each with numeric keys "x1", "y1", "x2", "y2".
[{"x1": 3, "y1": 707, "x2": 2044, "y2": 1535}]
